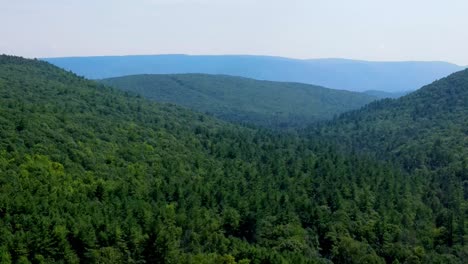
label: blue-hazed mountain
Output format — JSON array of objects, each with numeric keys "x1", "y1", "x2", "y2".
[
  {"x1": 100, "y1": 73, "x2": 378, "y2": 129},
  {"x1": 43, "y1": 54, "x2": 464, "y2": 92}
]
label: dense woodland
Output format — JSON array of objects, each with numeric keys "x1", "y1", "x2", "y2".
[
  {"x1": 100, "y1": 74, "x2": 376, "y2": 129},
  {"x1": 314, "y1": 68, "x2": 468, "y2": 167},
  {"x1": 309, "y1": 70, "x2": 468, "y2": 262},
  {"x1": 0, "y1": 55, "x2": 466, "y2": 263}
]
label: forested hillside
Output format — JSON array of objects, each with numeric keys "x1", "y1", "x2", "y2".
[
  {"x1": 0, "y1": 56, "x2": 466, "y2": 263},
  {"x1": 314, "y1": 69, "x2": 468, "y2": 173},
  {"x1": 44, "y1": 55, "x2": 464, "y2": 92},
  {"x1": 311, "y1": 70, "x2": 468, "y2": 263},
  {"x1": 100, "y1": 74, "x2": 376, "y2": 129}
]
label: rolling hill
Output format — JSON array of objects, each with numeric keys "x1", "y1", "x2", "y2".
[
  {"x1": 311, "y1": 69, "x2": 468, "y2": 263},
  {"x1": 314, "y1": 68, "x2": 468, "y2": 172},
  {"x1": 100, "y1": 74, "x2": 377, "y2": 128},
  {"x1": 43, "y1": 55, "x2": 464, "y2": 92},
  {"x1": 0, "y1": 55, "x2": 465, "y2": 263}
]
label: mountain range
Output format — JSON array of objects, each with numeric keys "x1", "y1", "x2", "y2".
[{"x1": 44, "y1": 55, "x2": 465, "y2": 92}]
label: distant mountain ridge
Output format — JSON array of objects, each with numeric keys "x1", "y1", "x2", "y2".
[
  {"x1": 43, "y1": 54, "x2": 465, "y2": 92},
  {"x1": 100, "y1": 73, "x2": 377, "y2": 128}
]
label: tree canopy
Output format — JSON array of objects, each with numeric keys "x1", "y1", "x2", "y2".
[{"x1": 0, "y1": 55, "x2": 466, "y2": 263}]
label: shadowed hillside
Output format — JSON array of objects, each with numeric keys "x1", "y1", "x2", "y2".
[
  {"x1": 100, "y1": 73, "x2": 377, "y2": 129},
  {"x1": 314, "y1": 68, "x2": 468, "y2": 172}
]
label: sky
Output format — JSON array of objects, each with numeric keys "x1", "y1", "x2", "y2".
[{"x1": 1, "y1": 0, "x2": 467, "y2": 65}]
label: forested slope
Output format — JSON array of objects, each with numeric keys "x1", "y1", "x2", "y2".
[
  {"x1": 100, "y1": 74, "x2": 377, "y2": 129},
  {"x1": 314, "y1": 69, "x2": 468, "y2": 173},
  {"x1": 0, "y1": 56, "x2": 465, "y2": 263},
  {"x1": 311, "y1": 70, "x2": 468, "y2": 263}
]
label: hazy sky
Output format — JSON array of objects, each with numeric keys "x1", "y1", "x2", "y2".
[{"x1": 1, "y1": 0, "x2": 467, "y2": 65}]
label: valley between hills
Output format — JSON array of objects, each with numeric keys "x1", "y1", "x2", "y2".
[{"x1": 0, "y1": 55, "x2": 466, "y2": 263}]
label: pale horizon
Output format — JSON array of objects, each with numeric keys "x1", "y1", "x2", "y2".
[
  {"x1": 37, "y1": 53, "x2": 466, "y2": 66},
  {"x1": 2, "y1": 0, "x2": 468, "y2": 65}
]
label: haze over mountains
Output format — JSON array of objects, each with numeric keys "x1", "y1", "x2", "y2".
[
  {"x1": 44, "y1": 55, "x2": 465, "y2": 93},
  {"x1": 100, "y1": 74, "x2": 377, "y2": 129}
]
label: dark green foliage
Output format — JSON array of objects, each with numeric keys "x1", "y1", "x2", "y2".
[
  {"x1": 311, "y1": 69, "x2": 468, "y2": 262},
  {"x1": 0, "y1": 55, "x2": 466, "y2": 263},
  {"x1": 313, "y1": 68, "x2": 468, "y2": 173},
  {"x1": 99, "y1": 74, "x2": 377, "y2": 129}
]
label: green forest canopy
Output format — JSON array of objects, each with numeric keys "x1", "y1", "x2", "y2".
[
  {"x1": 0, "y1": 55, "x2": 466, "y2": 263},
  {"x1": 313, "y1": 68, "x2": 468, "y2": 173}
]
